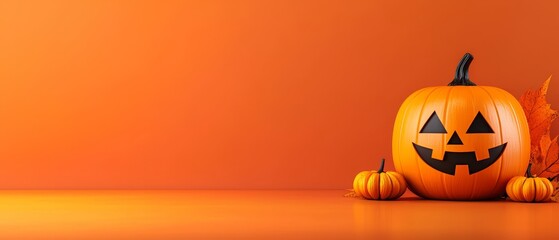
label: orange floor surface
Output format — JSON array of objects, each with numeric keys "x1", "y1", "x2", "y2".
[{"x1": 0, "y1": 190, "x2": 555, "y2": 239}]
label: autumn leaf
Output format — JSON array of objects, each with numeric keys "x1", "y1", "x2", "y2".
[
  {"x1": 343, "y1": 189, "x2": 359, "y2": 198},
  {"x1": 550, "y1": 178, "x2": 559, "y2": 202},
  {"x1": 532, "y1": 136, "x2": 559, "y2": 178},
  {"x1": 539, "y1": 134, "x2": 552, "y2": 160},
  {"x1": 520, "y1": 76, "x2": 558, "y2": 147},
  {"x1": 519, "y1": 77, "x2": 559, "y2": 180}
]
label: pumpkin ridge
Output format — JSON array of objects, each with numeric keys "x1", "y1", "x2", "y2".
[
  {"x1": 467, "y1": 87, "x2": 480, "y2": 200},
  {"x1": 545, "y1": 178, "x2": 552, "y2": 201},
  {"x1": 388, "y1": 171, "x2": 408, "y2": 197},
  {"x1": 393, "y1": 87, "x2": 430, "y2": 178},
  {"x1": 534, "y1": 179, "x2": 546, "y2": 202},
  {"x1": 412, "y1": 87, "x2": 440, "y2": 198},
  {"x1": 384, "y1": 173, "x2": 394, "y2": 200},
  {"x1": 353, "y1": 171, "x2": 368, "y2": 197},
  {"x1": 441, "y1": 86, "x2": 454, "y2": 199},
  {"x1": 386, "y1": 173, "x2": 398, "y2": 199},
  {"x1": 369, "y1": 173, "x2": 380, "y2": 199},
  {"x1": 517, "y1": 177, "x2": 529, "y2": 201},
  {"x1": 360, "y1": 172, "x2": 373, "y2": 199},
  {"x1": 377, "y1": 173, "x2": 384, "y2": 199},
  {"x1": 506, "y1": 177, "x2": 518, "y2": 201},
  {"x1": 498, "y1": 87, "x2": 530, "y2": 194},
  {"x1": 386, "y1": 172, "x2": 400, "y2": 199},
  {"x1": 479, "y1": 87, "x2": 505, "y2": 198},
  {"x1": 520, "y1": 177, "x2": 531, "y2": 202},
  {"x1": 532, "y1": 178, "x2": 537, "y2": 202}
]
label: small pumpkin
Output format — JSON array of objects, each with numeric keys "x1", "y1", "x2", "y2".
[
  {"x1": 506, "y1": 163, "x2": 554, "y2": 202},
  {"x1": 352, "y1": 158, "x2": 407, "y2": 200}
]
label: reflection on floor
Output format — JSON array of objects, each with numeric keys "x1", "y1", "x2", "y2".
[{"x1": 0, "y1": 190, "x2": 554, "y2": 239}]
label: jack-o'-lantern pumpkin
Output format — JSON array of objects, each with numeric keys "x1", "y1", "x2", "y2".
[{"x1": 392, "y1": 53, "x2": 530, "y2": 200}]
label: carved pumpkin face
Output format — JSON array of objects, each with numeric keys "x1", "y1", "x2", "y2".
[
  {"x1": 392, "y1": 53, "x2": 530, "y2": 200},
  {"x1": 413, "y1": 111, "x2": 507, "y2": 176}
]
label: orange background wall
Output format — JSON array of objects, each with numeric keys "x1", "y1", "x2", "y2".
[{"x1": 1, "y1": 0, "x2": 559, "y2": 189}]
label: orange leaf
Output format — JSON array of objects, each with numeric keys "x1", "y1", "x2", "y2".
[
  {"x1": 539, "y1": 134, "x2": 552, "y2": 162},
  {"x1": 532, "y1": 136, "x2": 559, "y2": 178},
  {"x1": 520, "y1": 77, "x2": 559, "y2": 179},
  {"x1": 520, "y1": 76, "x2": 558, "y2": 148},
  {"x1": 343, "y1": 189, "x2": 359, "y2": 198},
  {"x1": 551, "y1": 178, "x2": 559, "y2": 202}
]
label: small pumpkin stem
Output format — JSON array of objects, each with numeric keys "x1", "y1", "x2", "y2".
[
  {"x1": 526, "y1": 163, "x2": 533, "y2": 178},
  {"x1": 448, "y1": 53, "x2": 477, "y2": 86},
  {"x1": 378, "y1": 158, "x2": 385, "y2": 173}
]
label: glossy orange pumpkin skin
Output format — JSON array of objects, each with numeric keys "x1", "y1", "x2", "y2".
[
  {"x1": 506, "y1": 164, "x2": 554, "y2": 202},
  {"x1": 353, "y1": 159, "x2": 407, "y2": 200},
  {"x1": 392, "y1": 53, "x2": 530, "y2": 200}
]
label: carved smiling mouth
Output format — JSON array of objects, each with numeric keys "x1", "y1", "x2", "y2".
[{"x1": 412, "y1": 143, "x2": 507, "y2": 175}]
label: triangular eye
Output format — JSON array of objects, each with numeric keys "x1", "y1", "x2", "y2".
[
  {"x1": 466, "y1": 112, "x2": 494, "y2": 133},
  {"x1": 420, "y1": 112, "x2": 447, "y2": 133}
]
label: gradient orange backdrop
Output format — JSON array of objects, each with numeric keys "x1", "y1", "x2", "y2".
[{"x1": 1, "y1": 0, "x2": 559, "y2": 189}]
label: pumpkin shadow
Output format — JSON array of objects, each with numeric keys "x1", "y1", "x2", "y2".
[
  {"x1": 392, "y1": 196, "x2": 424, "y2": 201},
  {"x1": 395, "y1": 196, "x2": 510, "y2": 202}
]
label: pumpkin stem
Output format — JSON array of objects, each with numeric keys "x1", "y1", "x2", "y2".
[
  {"x1": 378, "y1": 158, "x2": 385, "y2": 173},
  {"x1": 526, "y1": 163, "x2": 534, "y2": 178},
  {"x1": 448, "y1": 53, "x2": 477, "y2": 86}
]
